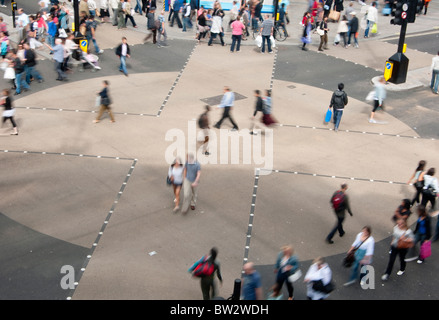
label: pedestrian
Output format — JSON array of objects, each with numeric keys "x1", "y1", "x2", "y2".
[
  {"x1": 421, "y1": 168, "x2": 438, "y2": 212},
  {"x1": 134, "y1": 0, "x2": 143, "y2": 14},
  {"x1": 0, "y1": 31, "x2": 9, "y2": 59},
  {"x1": 16, "y1": 8, "x2": 30, "y2": 43},
  {"x1": 392, "y1": 199, "x2": 412, "y2": 223},
  {"x1": 230, "y1": 16, "x2": 245, "y2": 52},
  {"x1": 85, "y1": 15, "x2": 104, "y2": 54},
  {"x1": 44, "y1": 38, "x2": 68, "y2": 81},
  {"x1": 188, "y1": 247, "x2": 223, "y2": 300},
  {"x1": 79, "y1": 0, "x2": 91, "y2": 16},
  {"x1": 430, "y1": 51, "x2": 439, "y2": 94},
  {"x1": 117, "y1": 0, "x2": 126, "y2": 29},
  {"x1": 94, "y1": 80, "x2": 115, "y2": 123},
  {"x1": 99, "y1": 0, "x2": 111, "y2": 23},
  {"x1": 317, "y1": 16, "x2": 329, "y2": 52},
  {"x1": 46, "y1": 14, "x2": 57, "y2": 51},
  {"x1": 304, "y1": 257, "x2": 333, "y2": 300},
  {"x1": 1, "y1": 89, "x2": 18, "y2": 135},
  {"x1": 156, "y1": 10, "x2": 168, "y2": 47},
  {"x1": 347, "y1": 11, "x2": 359, "y2": 48},
  {"x1": 343, "y1": 226, "x2": 374, "y2": 286},
  {"x1": 197, "y1": 105, "x2": 210, "y2": 156},
  {"x1": 10, "y1": 49, "x2": 30, "y2": 95},
  {"x1": 406, "y1": 205, "x2": 432, "y2": 264},
  {"x1": 329, "y1": 82, "x2": 348, "y2": 132},
  {"x1": 334, "y1": 15, "x2": 348, "y2": 47},
  {"x1": 196, "y1": 9, "x2": 209, "y2": 43},
  {"x1": 262, "y1": 89, "x2": 277, "y2": 127},
  {"x1": 124, "y1": 0, "x2": 138, "y2": 27},
  {"x1": 260, "y1": 14, "x2": 274, "y2": 54},
  {"x1": 277, "y1": 3, "x2": 288, "y2": 37},
  {"x1": 181, "y1": 153, "x2": 201, "y2": 214},
  {"x1": 182, "y1": 1, "x2": 192, "y2": 32},
  {"x1": 3, "y1": 54, "x2": 16, "y2": 90},
  {"x1": 364, "y1": 2, "x2": 377, "y2": 38},
  {"x1": 88, "y1": 0, "x2": 98, "y2": 17},
  {"x1": 423, "y1": 0, "x2": 431, "y2": 15},
  {"x1": 214, "y1": 86, "x2": 239, "y2": 131},
  {"x1": 168, "y1": 157, "x2": 184, "y2": 212},
  {"x1": 109, "y1": 0, "x2": 120, "y2": 26},
  {"x1": 326, "y1": 183, "x2": 353, "y2": 244},
  {"x1": 241, "y1": 262, "x2": 262, "y2": 300},
  {"x1": 170, "y1": 0, "x2": 183, "y2": 28},
  {"x1": 381, "y1": 219, "x2": 414, "y2": 281},
  {"x1": 23, "y1": 42, "x2": 44, "y2": 85},
  {"x1": 273, "y1": 245, "x2": 300, "y2": 300},
  {"x1": 301, "y1": 16, "x2": 312, "y2": 51},
  {"x1": 145, "y1": 0, "x2": 157, "y2": 14},
  {"x1": 115, "y1": 36, "x2": 130, "y2": 76},
  {"x1": 407, "y1": 160, "x2": 427, "y2": 206},
  {"x1": 208, "y1": 9, "x2": 225, "y2": 46},
  {"x1": 369, "y1": 77, "x2": 386, "y2": 123},
  {"x1": 144, "y1": 7, "x2": 157, "y2": 44},
  {"x1": 249, "y1": 89, "x2": 264, "y2": 135}
]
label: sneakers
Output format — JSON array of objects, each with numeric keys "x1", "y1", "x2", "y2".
[
  {"x1": 369, "y1": 118, "x2": 377, "y2": 123},
  {"x1": 381, "y1": 274, "x2": 389, "y2": 281},
  {"x1": 343, "y1": 280, "x2": 355, "y2": 287},
  {"x1": 397, "y1": 270, "x2": 405, "y2": 276},
  {"x1": 98, "y1": 49, "x2": 104, "y2": 54},
  {"x1": 417, "y1": 259, "x2": 424, "y2": 264}
]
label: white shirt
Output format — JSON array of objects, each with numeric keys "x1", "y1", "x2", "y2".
[
  {"x1": 305, "y1": 263, "x2": 332, "y2": 300},
  {"x1": 109, "y1": 0, "x2": 120, "y2": 8},
  {"x1": 366, "y1": 6, "x2": 378, "y2": 22},
  {"x1": 423, "y1": 175, "x2": 439, "y2": 192},
  {"x1": 211, "y1": 15, "x2": 223, "y2": 34},
  {"x1": 352, "y1": 232, "x2": 375, "y2": 258},
  {"x1": 431, "y1": 56, "x2": 439, "y2": 71},
  {"x1": 219, "y1": 91, "x2": 234, "y2": 108},
  {"x1": 121, "y1": 43, "x2": 127, "y2": 56},
  {"x1": 88, "y1": 0, "x2": 97, "y2": 10}
]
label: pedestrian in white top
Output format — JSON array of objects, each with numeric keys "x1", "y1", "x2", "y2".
[
  {"x1": 430, "y1": 51, "x2": 439, "y2": 94},
  {"x1": 364, "y1": 2, "x2": 377, "y2": 38},
  {"x1": 304, "y1": 257, "x2": 333, "y2": 300},
  {"x1": 369, "y1": 76, "x2": 386, "y2": 123}
]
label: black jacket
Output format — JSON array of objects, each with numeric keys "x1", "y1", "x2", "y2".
[
  {"x1": 24, "y1": 49, "x2": 37, "y2": 67},
  {"x1": 115, "y1": 43, "x2": 130, "y2": 57},
  {"x1": 253, "y1": 96, "x2": 264, "y2": 116},
  {"x1": 348, "y1": 16, "x2": 359, "y2": 33},
  {"x1": 330, "y1": 89, "x2": 348, "y2": 110}
]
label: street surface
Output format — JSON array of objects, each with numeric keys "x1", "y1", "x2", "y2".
[{"x1": 0, "y1": 0, "x2": 438, "y2": 301}]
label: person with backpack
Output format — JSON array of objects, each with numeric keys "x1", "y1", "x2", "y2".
[
  {"x1": 326, "y1": 184, "x2": 353, "y2": 244},
  {"x1": 329, "y1": 82, "x2": 348, "y2": 132},
  {"x1": 188, "y1": 247, "x2": 222, "y2": 300},
  {"x1": 85, "y1": 15, "x2": 104, "y2": 54}
]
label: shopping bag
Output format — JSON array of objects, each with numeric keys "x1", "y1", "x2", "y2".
[
  {"x1": 95, "y1": 96, "x2": 101, "y2": 107},
  {"x1": 419, "y1": 241, "x2": 431, "y2": 260},
  {"x1": 324, "y1": 108, "x2": 332, "y2": 124},
  {"x1": 365, "y1": 90, "x2": 375, "y2": 102},
  {"x1": 329, "y1": 10, "x2": 340, "y2": 22},
  {"x1": 371, "y1": 23, "x2": 378, "y2": 34},
  {"x1": 270, "y1": 35, "x2": 276, "y2": 48},
  {"x1": 255, "y1": 35, "x2": 262, "y2": 48}
]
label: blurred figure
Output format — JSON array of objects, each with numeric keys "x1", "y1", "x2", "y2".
[
  {"x1": 381, "y1": 219, "x2": 414, "y2": 281},
  {"x1": 392, "y1": 199, "x2": 412, "y2": 223},
  {"x1": 94, "y1": 80, "x2": 115, "y2": 123},
  {"x1": 407, "y1": 160, "x2": 427, "y2": 206},
  {"x1": 326, "y1": 184, "x2": 353, "y2": 244},
  {"x1": 304, "y1": 257, "x2": 333, "y2": 300},
  {"x1": 242, "y1": 262, "x2": 262, "y2": 300},
  {"x1": 344, "y1": 226, "x2": 374, "y2": 286},
  {"x1": 188, "y1": 247, "x2": 223, "y2": 300},
  {"x1": 181, "y1": 153, "x2": 201, "y2": 214},
  {"x1": 1, "y1": 89, "x2": 18, "y2": 135},
  {"x1": 167, "y1": 157, "x2": 184, "y2": 212},
  {"x1": 274, "y1": 245, "x2": 300, "y2": 300},
  {"x1": 430, "y1": 51, "x2": 439, "y2": 94},
  {"x1": 369, "y1": 77, "x2": 387, "y2": 123},
  {"x1": 197, "y1": 105, "x2": 211, "y2": 155},
  {"x1": 421, "y1": 168, "x2": 438, "y2": 212}
]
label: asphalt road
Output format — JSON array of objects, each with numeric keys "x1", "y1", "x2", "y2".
[{"x1": 383, "y1": 30, "x2": 439, "y2": 55}]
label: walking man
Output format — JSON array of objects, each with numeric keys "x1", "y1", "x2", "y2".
[
  {"x1": 181, "y1": 153, "x2": 201, "y2": 214},
  {"x1": 430, "y1": 51, "x2": 439, "y2": 94},
  {"x1": 85, "y1": 15, "x2": 104, "y2": 54},
  {"x1": 329, "y1": 83, "x2": 348, "y2": 132},
  {"x1": 44, "y1": 38, "x2": 68, "y2": 81},
  {"x1": 326, "y1": 184, "x2": 353, "y2": 244},
  {"x1": 250, "y1": 89, "x2": 265, "y2": 135},
  {"x1": 198, "y1": 105, "x2": 211, "y2": 155},
  {"x1": 242, "y1": 262, "x2": 262, "y2": 300},
  {"x1": 144, "y1": 7, "x2": 157, "y2": 44},
  {"x1": 214, "y1": 86, "x2": 239, "y2": 131},
  {"x1": 115, "y1": 37, "x2": 130, "y2": 76},
  {"x1": 23, "y1": 42, "x2": 44, "y2": 85}
]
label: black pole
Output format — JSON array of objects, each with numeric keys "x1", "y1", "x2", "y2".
[
  {"x1": 73, "y1": 0, "x2": 80, "y2": 37},
  {"x1": 274, "y1": 0, "x2": 279, "y2": 23},
  {"x1": 12, "y1": 1, "x2": 17, "y2": 28},
  {"x1": 397, "y1": 18, "x2": 407, "y2": 53}
]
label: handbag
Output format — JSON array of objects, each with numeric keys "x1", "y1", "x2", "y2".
[
  {"x1": 101, "y1": 96, "x2": 111, "y2": 106},
  {"x1": 316, "y1": 26, "x2": 325, "y2": 36},
  {"x1": 287, "y1": 269, "x2": 302, "y2": 283},
  {"x1": 324, "y1": 107, "x2": 332, "y2": 124},
  {"x1": 397, "y1": 231, "x2": 414, "y2": 249},
  {"x1": 422, "y1": 185, "x2": 437, "y2": 197},
  {"x1": 312, "y1": 279, "x2": 335, "y2": 294},
  {"x1": 414, "y1": 180, "x2": 424, "y2": 189},
  {"x1": 166, "y1": 176, "x2": 172, "y2": 186},
  {"x1": 419, "y1": 241, "x2": 431, "y2": 260},
  {"x1": 343, "y1": 237, "x2": 368, "y2": 268}
]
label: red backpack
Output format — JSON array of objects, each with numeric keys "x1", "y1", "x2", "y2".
[
  {"x1": 193, "y1": 257, "x2": 214, "y2": 277},
  {"x1": 332, "y1": 191, "x2": 345, "y2": 210}
]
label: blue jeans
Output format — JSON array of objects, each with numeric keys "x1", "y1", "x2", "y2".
[
  {"x1": 364, "y1": 20, "x2": 372, "y2": 37},
  {"x1": 134, "y1": 0, "x2": 142, "y2": 13},
  {"x1": 119, "y1": 55, "x2": 127, "y2": 74},
  {"x1": 347, "y1": 29, "x2": 358, "y2": 46},
  {"x1": 431, "y1": 69, "x2": 439, "y2": 93},
  {"x1": 349, "y1": 248, "x2": 367, "y2": 282},
  {"x1": 24, "y1": 65, "x2": 43, "y2": 84},
  {"x1": 15, "y1": 72, "x2": 30, "y2": 93},
  {"x1": 86, "y1": 35, "x2": 101, "y2": 53},
  {"x1": 333, "y1": 109, "x2": 343, "y2": 130},
  {"x1": 230, "y1": 34, "x2": 242, "y2": 52},
  {"x1": 182, "y1": 16, "x2": 192, "y2": 31},
  {"x1": 261, "y1": 35, "x2": 272, "y2": 53}
]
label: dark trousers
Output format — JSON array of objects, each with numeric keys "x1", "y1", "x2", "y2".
[
  {"x1": 411, "y1": 185, "x2": 423, "y2": 205},
  {"x1": 261, "y1": 35, "x2": 272, "y2": 53},
  {"x1": 3, "y1": 116, "x2": 17, "y2": 128},
  {"x1": 327, "y1": 213, "x2": 345, "y2": 241},
  {"x1": 171, "y1": 12, "x2": 182, "y2": 28},
  {"x1": 318, "y1": 33, "x2": 328, "y2": 50},
  {"x1": 208, "y1": 32, "x2": 224, "y2": 45},
  {"x1": 200, "y1": 277, "x2": 215, "y2": 300},
  {"x1": 230, "y1": 34, "x2": 242, "y2": 52},
  {"x1": 125, "y1": 14, "x2": 137, "y2": 27},
  {"x1": 215, "y1": 107, "x2": 238, "y2": 129},
  {"x1": 385, "y1": 246, "x2": 408, "y2": 275},
  {"x1": 421, "y1": 192, "x2": 436, "y2": 211},
  {"x1": 276, "y1": 272, "x2": 294, "y2": 298}
]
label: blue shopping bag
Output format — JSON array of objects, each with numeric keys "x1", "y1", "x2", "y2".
[{"x1": 324, "y1": 108, "x2": 332, "y2": 124}]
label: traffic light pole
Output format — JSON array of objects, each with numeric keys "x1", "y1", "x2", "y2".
[
  {"x1": 397, "y1": 19, "x2": 407, "y2": 53},
  {"x1": 388, "y1": 18, "x2": 409, "y2": 84}
]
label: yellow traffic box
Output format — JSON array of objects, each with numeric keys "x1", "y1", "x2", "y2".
[
  {"x1": 79, "y1": 39, "x2": 88, "y2": 53},
  {"x1": 384, "y1": 61, "x2": 394, "y2": 81}
]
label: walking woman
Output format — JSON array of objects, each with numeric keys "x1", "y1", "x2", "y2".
[
  {"x1": 262, "y1": 89, "x2": 277, "y2": 127},
  {"x1": 344, "y1": 226, "x2": 374, "y2": 286},
  {"x1": 304, "y1": 257, "x2": 333, "y2": 300},
  {"x1": 273, "y1": 245, "x2": 300, "y2": 300},
  {"x1": 168, "y1": 157, "x2": 184, "y2": 212},
  {"x1": 301, "y1": 16, "x2": 312, "y2": 51},
  {"x1": 1, "y1": 89, "x2": 18, "y2": 135},
  {"x1": 381, "y1": 218, "x2": 414, "y2": 281},
  {"x1": 421, "y1": 168, "x2": 438, "y2": 212},
  {"x1": 412, "y1": 205, "x2": 432, "y2": 264},
  {"x1": 407, "y1": 160, "x2": 427, "y2": 206},
  {"x1": 94, "y1": 80, "x2": 115, "y2": 123}
]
